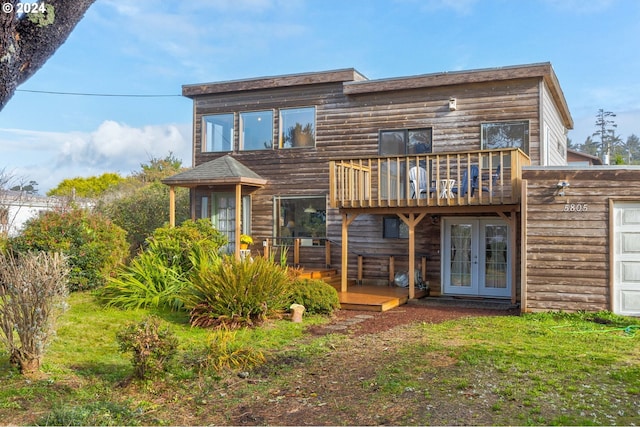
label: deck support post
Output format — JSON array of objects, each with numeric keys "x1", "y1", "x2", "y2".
[
  {"x1": 325, "y1": 240, "x2": 331, "y2": 268},
  {"x1": 264, "y1": 238, "x2": 270, "y2": 259},
  {"x1": 389, "y1": 256, "x2": 395, "y2": 285},
  {"x1": 234, "y1": 183, "x2": 242, "y2": 261},
  {"x1": 398, "y1": 212, "x2": 427, "y2": 299},
  {"x1": 341, "y1": 212, "x2": 358, "y2": 293},
  {"x1": 294, "y1": 238, "x2": 300, "y2": 266},
  {"x1": 168, "y1": 185, "x2": 176, "y2": 227},
  {"x1": 357, "y1": 255, "x2": 363, "y2": 285}
]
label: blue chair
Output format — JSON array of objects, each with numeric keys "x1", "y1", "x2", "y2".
[
  {"x1": 451, "y1": 169, "x2": 469, "y2": 197},
  {"x1": 471, "y1": 164, "x2": 500, "y2": 196}
]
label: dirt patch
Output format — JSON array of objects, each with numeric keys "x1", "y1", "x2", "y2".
[
  {"x1": 222, "y1": 304, "x2": 521, "y2": 426},
  {"x1": 307, "y1": 303, "x2": 518, "y2": 336}
]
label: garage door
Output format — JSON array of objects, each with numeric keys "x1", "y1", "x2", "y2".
[{"x1": 613, "y1": 202, "x2": 640, "y2": 316}]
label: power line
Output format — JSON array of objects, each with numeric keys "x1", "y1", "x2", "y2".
[{"x1": 16, "y1": 89, "x2": 182, "y2": 98}]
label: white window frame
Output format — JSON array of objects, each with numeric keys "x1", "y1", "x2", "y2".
[{"x1": 202, "y1": 113, "x2": 234, "y2": 152}]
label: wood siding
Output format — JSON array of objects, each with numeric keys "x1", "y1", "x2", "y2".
[
  {"x1": 181, "y1": 65, "x2": 572, "y2": 292},
  {"x1": 541, "y1": 81, "x2": 568, "y2": 166},
  {"x1": 522, "y1": 167, "x2": 640, "y2": 312}
]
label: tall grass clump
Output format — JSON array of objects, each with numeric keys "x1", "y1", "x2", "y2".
[
  {"x1": 98, "y1": 250, "x2": 186, "y2": 311},
  {"x1": 184, "y1": 328, "x2": 266, "y2": 373},
  {"x1": 98, "y1": 219, "x2": 226, "y2": 311},
  {"x1": 182, "y1": 252, "x2": 292, "y2": 329},
  {"x1": 0, "y1": 252, "x2": 69, "y2": 376}
]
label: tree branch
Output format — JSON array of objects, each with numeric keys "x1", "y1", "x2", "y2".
[{"x1": 0, "y1": 0, "x2": 96, "y2": 110}]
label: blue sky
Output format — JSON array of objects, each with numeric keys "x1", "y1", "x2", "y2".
[{"x1": 1, "y1": 0, "x2": 639, "y2": 191}]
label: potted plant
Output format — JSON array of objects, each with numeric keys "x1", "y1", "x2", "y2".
[{"x1": 240, "y1": 234, "x2": 253, "y2": 250}]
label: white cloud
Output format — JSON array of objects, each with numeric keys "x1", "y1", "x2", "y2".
[{"x1": 0, "y1": 121, "x2": 191, "y2": 192}]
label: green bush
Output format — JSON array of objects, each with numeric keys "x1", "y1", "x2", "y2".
[
  {"x1": 98, "y1": 250, "x2": 187, "y2": 311},
  {"x1": 147, "y1": 218, "x2": 227, "y2": 273},
  {"x1": 8, "y1": 208, "x2": 128, "y2": 291},
  {"x1": 116, "y1": 316, "x2": 178, "y2": 379},
  {"x1": 182, "y1": 254, "x2": 292, "y2": 329},
  {"x1": 99, "y1": 182, "x2": 190, "y2": 254},
  {"x1": 97, "y1": 219, "x2": 226, "y2": 311},
  {"x1": 290, "y1": 278, "x2": 340, "y2": 315}
]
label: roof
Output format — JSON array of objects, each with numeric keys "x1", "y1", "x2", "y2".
[
  {"x1": 182, "y1": 68, "x2": 367, "y2": 98},
  {"x1": 161, "y1": 155, "x2": 267, "y2": 187},
  {"x1": 567, "y1": 149, "x2": 603, "y2": 165}
]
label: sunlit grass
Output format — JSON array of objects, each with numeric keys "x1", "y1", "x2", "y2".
[
  {"x1": 371, "y1": 312, "x2": 640, "y2": 425},
  {"x1": 1, "y1": 293, "x2": 638, "y2": 426}
]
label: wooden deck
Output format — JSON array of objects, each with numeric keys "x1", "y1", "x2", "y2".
[
  {"x1": 296, "y1": 269, "x2": 427, "y2": 312},
  {"x1": 336, "y1": 284, "x2": 428, "y2": 312}
]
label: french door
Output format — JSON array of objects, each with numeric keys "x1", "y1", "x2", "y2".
[
  {"x1": 442, "y1": 218, "x2": 511, "y2": 297},
  {"x1": 205, "y1": 193, "x2": 251, "y2": 254}
]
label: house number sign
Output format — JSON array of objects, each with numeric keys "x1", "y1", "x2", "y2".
[{"x1": 563, "y1": 203, "x2": 588, "y2": 212}]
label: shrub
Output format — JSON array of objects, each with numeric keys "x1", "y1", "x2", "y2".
[
  {"x1": 8, "y1": 208, "x2": 128, "y2": 291},
  {"x1": 97, "y1": 219, "x2": 226, "y2": 311},
  {"x1": 290, "y1": 278, "x2": 340, "y2": 315},
  {"x1": 182, "y1": 254, "x2": 292, "y2": 329},
  {"x1": 0, "y1": 252, "x2": 69, "y2": 376},
  {"x1": 146, "y1": 218, "x2": 227, "y2": 273},
  {"x1": 116, "y1": 316, "x2": 178, "y2": 379},
  {"x1": 98, "y1": 250, "x2": 187, "y2": 311}
]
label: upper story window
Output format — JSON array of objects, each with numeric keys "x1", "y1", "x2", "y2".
[
  {"x1": 202, "y1": 113, "x2": 234, "y2": 152},
  {"x1": 280, "y1": 107, "x2": 316, "y2": 148},
  {"x1": 481, "y1": 121, "x2": 529, "y2": 154},
  {"x1": 379, "y1": 128, "x2": 433, "y2": 156},
  {"x1": 240, "y1": 110, "x2": 273, "y2": 150}
]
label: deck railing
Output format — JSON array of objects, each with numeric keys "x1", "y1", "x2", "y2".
[{"x1": 329, "y1": 148, "x2": 530, "y2": 208}]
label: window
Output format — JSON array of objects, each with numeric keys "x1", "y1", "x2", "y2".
[
  {"x1": 383, "y1": 217, "x2": 408, "y2": 239},
  {"x1": 481, "y1": 121, "x2": 529, "y2": 153},
  {"x1": 280, "y1": 107, "x2": 315, "y2": 148},
  {"x1": 274, "y1": 196, "x2": 326, "y2": 245},
  {"x1": 202, "y1": 114, "x2": 234, "y2": 152},
  {"x1": 379, "y1": 128, "x2": 432, "y2": 155},
  {"x1": 240, "y1": 110, "x2": 273, "y2": 150}
]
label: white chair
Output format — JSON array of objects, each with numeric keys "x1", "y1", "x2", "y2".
[{"x1": 409, "y1": 166, "x2": 428, "y2": 198}]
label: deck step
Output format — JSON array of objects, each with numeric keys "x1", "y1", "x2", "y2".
[{"x1": 338, "y1": 292, "x2": 405, "y2": 312}]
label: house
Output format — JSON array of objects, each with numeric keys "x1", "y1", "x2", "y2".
[
  {"x1": 163, "y1": 63, "x2": 640, "y2": 316},
  {"x1": 567, "y1": 149, "x2": 603, "y2": 166},
  {"x1": 0, "y1": 191, "x2": 60, "y2": 237},
  {"x1": 0, "y1": 191, "x2": 94, "y2": 237}
]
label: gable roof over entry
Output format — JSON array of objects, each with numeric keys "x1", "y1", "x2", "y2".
[{"x1": 161, "y1": 155, "x2": 267, "y2": 188}]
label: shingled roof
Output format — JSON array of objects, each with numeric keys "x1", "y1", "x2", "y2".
[{"x1": 161, "y1": 155, "x2": 267, "y2": 187}]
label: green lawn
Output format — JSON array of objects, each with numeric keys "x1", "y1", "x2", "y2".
[{"x1": 0, "y1": 292, "x2": 638, "y2": 426}]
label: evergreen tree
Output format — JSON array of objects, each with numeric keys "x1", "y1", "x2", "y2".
[{"x1": 593, "y1": 109, "x2": 618, "y2": 164}]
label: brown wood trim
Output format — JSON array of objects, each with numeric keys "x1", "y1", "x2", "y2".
[
  {"x1": 608, "y1": 198, "x2": 615, "y2": 312},
  {"x1": 521, "y1": 179, "x2": 528, "y2": 313},
  {"x1": 183, "y1": 69, "x2": 366, "y2": 97},
  {"x1": 344, "y1": 63, "x2": 552, "y2": 95}
]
